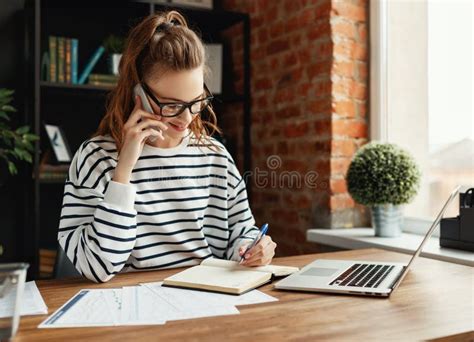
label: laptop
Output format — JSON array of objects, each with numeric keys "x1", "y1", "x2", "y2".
[{"x1": 275, "y1": 186, "x2": 461, "y2": 297}]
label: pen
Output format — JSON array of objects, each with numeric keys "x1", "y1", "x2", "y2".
[{"x1": 239, "y1": 223, "x2": 269, "y2": 263}]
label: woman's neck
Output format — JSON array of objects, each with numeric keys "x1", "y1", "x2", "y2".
[{"x1": 147, "y1": 135, "x2": 183, "y2": 148}]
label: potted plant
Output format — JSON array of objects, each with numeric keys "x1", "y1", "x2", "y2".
[
  {"x1": 346, "y1": 142, "x2": 421, "y2": 237},
  {"x1": 103, "y1": 34, "x2": 125, "y2": 75},
  {"x1": 0, "y1": 88, "x2": 38, "y2": 255}
]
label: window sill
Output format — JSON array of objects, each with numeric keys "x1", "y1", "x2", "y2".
[{"x1": 307, "y1": 228, "x2": 473, "y2": 267}]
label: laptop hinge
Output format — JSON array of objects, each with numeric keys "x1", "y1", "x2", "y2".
[{"x1": 389, "y1": 266, "x2": 406, "y2": 290}]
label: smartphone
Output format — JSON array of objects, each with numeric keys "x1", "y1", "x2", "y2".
[
  {"x1": 133, "y1": 84, "x2": 154, "y2": 114},
  {"x1": 133, "y1": 84, "x2": 162, "y2": 142}
]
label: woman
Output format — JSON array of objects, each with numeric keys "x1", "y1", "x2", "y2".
[{"x1": 57, "y1": 11, "x2": 276, "y2": 282}]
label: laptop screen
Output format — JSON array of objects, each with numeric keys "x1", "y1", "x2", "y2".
[{"x1": 391, "y1": 186, "x2": 461, "y2": 292}]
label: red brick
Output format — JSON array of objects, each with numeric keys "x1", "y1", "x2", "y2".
[
  {"x1": 314, "y1": 120, "x2": 331, "y2": 135},
  {"x1": 269, "y1": 21, "x2": 284, "y2": 38},
  {"x1": 357, "y1": 101, "x2": 367, "y2": 118},
  {"x1": 315, "y1": 2, "x2": 332, "y2": 19},
  {"x1": 274, "y1": 88, "x2": 292, "y2": 104},
  {"x1": 333, "y1": 60, "x2": 355, "y2": 78},
  {"x1": 330, "y1": 194, "x2": 355, "y2": 210},
  {"x1": 258, "y1": 28, "x2": 268, "y2": 45},
  {"x1": 307, "y1": 21, "x2": 331, "y2": 40},
  {"x1": 283, "y1": 52, "x2": 298, "y2": 66},
  {"x1": 286, "y1": 16, "x2": 299, "y2": 32},
  {"x1": 330, "y1": 178, "x2": 347, "y2": 194},
  {"x1": 333, "y1": 40, "x2": 356, "y2": 58},
  {"x1": 332, "y1": 21, "x2": 356, "y2": 39},
  {"x1": 284, "y1": 121, "x2": 310, "y2": 138},
  {"x1": 357, "y1": 62, "x2": 368, "y2": 81},
  {"x1": 332, "y1": 139, "x2": 356, "y2": 157},
  {"x1": 333, "y1": 100, "x2": 356, "y2": 117},
  {"x1": 358, "y1": 24, "x2": 368, "y2": 42},
  {"x1": 264, "y1": 6, "x2": 279, "y2": 23},
  {"x1": 299, "y1": 7, "x2": 315, "y2": 25},
  {"x1": 314, "y1": 80, "x2": 332, "y2": 96},
  {"x1": 298, "y1": 83, "x2": 313, "y2": 97},
  {"x1": 307, "y1": 60, "x2": 332, "y2": 79},
  {"x1": 317, "y1": 41, "x2": 333, "y2": 58},
  {"x1": 354, "y1": 44, "x2": 367, "y2": 61},
  {"x1": 332, "y1": 120, "x2": 367, "y2": 138},
  {"x1": 283, "y1": 159, "x2": 307, "y2": 173},
  {"x1": 277, "y1": 141, "x2": 289, "y2": 155},
  {"x1": 308, "y1": 98, "x2": 331, "y2": 114},
  {"x1": 331, "y1": 157, "x2": 352, "y2": 176},
  {"x1": 332, "y1": 2, "x2": 367, "y2": 22},
  {"x1": 267, "y1": 39, "x2": 290, "y2": 55},
  {"x1": 284, "y1": 0, "x2": 304, "y2": 13},
  {"x1": 255, "y1": 77, "x2": 273, "y2": 90},
  {"x1": 275, "y1": 105, "x2": 301, "y2": 119},
  {"x1": 297, "y1": 47, "x2": 311, "y2": 63},
  {"x1": 251, "y1": 15, "x2": 264, "y2": 29},
  {"x1": 352, "y1": 82, "x2": 366, "y2": 100}
]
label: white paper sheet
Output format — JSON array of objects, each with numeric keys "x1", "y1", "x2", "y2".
[
  {"x1": 39, "y1": 289, "x2": 116, "y2": 328},
  {"x1": 120, "y1": 286, "x2": 166, "y2": 325},
  {"x1": 0, "y1": 281, "x2": 48, "y2": 318},
  {"x1": 141, "y1": 282, "x2": 276, "y2": 317}
]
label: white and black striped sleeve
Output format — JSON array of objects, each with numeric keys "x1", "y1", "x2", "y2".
[
  {"x1": 57, "y1": 141, "x2": 137, "y2": 283},
  {"x1": 225, "y1": 155, "x2": 259, "y2": 261}
]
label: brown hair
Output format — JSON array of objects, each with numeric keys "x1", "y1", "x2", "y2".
[{"x1": 94, "y1": 11, "x2": 221, "y2": 150}]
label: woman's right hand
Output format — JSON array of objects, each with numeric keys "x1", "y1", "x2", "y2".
[{"x1": 113, "y1": 95, "x2": 168, "y2": 184}]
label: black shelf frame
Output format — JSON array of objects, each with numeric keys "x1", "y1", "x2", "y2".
[{"x1": 27, "y1": 0, "x2": 252, "y2": 279}]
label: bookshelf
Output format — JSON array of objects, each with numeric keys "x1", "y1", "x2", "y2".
[{"x1": 25, "y1": 0, "x2": 251, "y2": 279}]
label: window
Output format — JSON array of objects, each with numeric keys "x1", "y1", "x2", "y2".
[{"x1": 370, "y1": 0, "x2": 473, "y2": 233}]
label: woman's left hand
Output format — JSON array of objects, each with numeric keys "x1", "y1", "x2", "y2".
[{"x1": 238, "y1": 235, "x2": 277, "y2": 266}]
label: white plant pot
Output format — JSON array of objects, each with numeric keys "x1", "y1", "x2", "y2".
[
  {"x1": 371, "y1": 204, "x2": 404, "y2": 237},
  {"x1": 109, "y1": 53, "x2": 122, "y2": 75}
]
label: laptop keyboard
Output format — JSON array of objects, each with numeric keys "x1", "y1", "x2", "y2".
[{"x1": 329, "y1": 264, "x2": 395, "y2": 288}]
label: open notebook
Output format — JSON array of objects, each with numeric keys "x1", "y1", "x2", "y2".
[{"x1": 163, "y1": 258, "x2": 299, "y2": 295}]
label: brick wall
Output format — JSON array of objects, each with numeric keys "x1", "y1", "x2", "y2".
[{"x1": 220, "y1": 0, "x2": 369, "y2": 255}]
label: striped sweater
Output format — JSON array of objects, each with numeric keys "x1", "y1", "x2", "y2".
[{"x1": 57, "y1": 133, "x2": 259, "y2": 283}]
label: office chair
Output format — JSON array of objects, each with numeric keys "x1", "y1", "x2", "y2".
[{"x1": 53, "y1": 244, "x2": 81, "y2": 279}]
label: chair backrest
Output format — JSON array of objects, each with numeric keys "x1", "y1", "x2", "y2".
[{"x1": 53, "y1": 245, "x2": 81, "y2": 279}]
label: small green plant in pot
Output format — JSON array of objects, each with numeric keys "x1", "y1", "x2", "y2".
[
  {"x1": 103, "y1": 34, "x2": 125, "y2": 75},
  {"x1": 346, "y1": 142, "x2": 421, "y2": 237}
]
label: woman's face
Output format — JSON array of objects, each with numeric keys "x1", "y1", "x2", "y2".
[{"x1": 144, "y1": 66, "x2": 204, "y2": 141}]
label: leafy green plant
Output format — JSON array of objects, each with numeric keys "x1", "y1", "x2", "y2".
[
  {"x1": 346, "y1": 142, "x2": 421, "y2": 206},
  {"x1": 0, "y1": 88, "x2": 38, "y2": 175},
  {"x1": 103, "y1": 34, "x2": 125, "y2": 54}
]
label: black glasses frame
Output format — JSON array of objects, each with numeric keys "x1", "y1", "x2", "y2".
[{"x1": 141, "y1": 82, "x2": 214, "y2": 118}]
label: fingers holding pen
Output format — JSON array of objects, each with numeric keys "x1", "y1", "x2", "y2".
[{"x1": 240, "y1": 235, "x2": 277, "y2": 266}]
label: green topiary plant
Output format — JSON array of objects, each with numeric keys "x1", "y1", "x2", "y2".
[
  {"x1": 347, "y1": 142, "x2": 421, "y2": 206},
  {"x1": 0, "y1": 88, "x2": 38, "y2": 176}
]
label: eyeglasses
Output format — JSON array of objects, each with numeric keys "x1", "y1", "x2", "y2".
[{"x1": 141, "y1": 82, "x2": 214, "y2": 118}]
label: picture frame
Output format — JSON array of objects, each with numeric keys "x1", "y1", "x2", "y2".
[{"x1": 44, "y1": 124, "x2": 72, "y2": 163}]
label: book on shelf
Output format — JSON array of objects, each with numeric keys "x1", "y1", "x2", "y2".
[
  {"x1": 49, "y1": 36, "x2": 57, "y2": 82},
  {"x1": 87, "y1": 73, "x2": 118, "y2": 88},
  {"x1": 44, "y1": 36, "x2": 79, "y2": 85},
  {"x1": 71, "y1": 39, "x2": 78, "y2": 84},
  {"x1": 78, "y1": 45, "x2": 105, "y2": 85},
  {"x1": 65, "y1": 38, "x2": 71, "y2": 83},
  {"x1": 57, "y1": 37, "x2": 65, "y2": 83}
]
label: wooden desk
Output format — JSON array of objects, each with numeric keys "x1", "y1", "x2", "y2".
[{"x1": 15, "y1": 249, "x2": 474, "y2": 341}]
